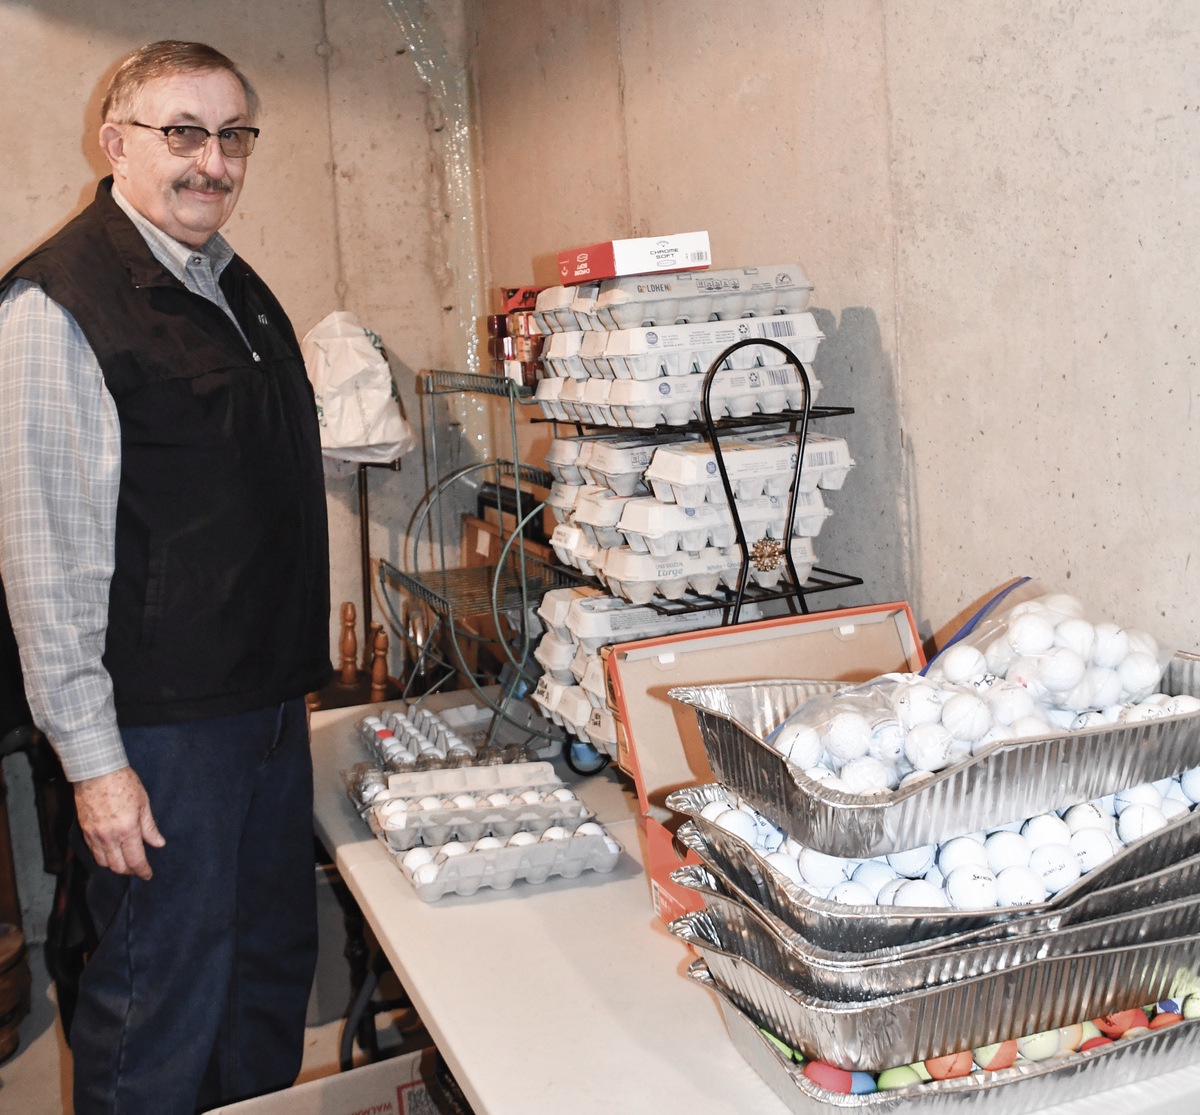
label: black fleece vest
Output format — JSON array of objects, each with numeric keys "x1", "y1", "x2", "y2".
[{"x1": 1, "y1": 178, "x2": 331, "y2": 726}]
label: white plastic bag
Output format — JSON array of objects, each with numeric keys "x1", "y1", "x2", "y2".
[{"x1": 301, "y1": 310, "x2": 416, "y2": 463}]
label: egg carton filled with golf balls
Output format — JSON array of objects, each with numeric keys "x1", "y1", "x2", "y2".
[
  {"x1": 669, "y1": 647, "x2": 1200, "y2": 859},
  {"x1": 352, "y1": 761, "x2": 591, "y2": 850},
  {"x1": 644, "y1": 431, "x2": 854, "y2": 507},
  {"x1": 593, "y1": 264, "x2": 815, "y2": 330},
  {"x1": 674, "y1": 857, "x2": 1200, "y2": 1004},
  {"x1": 396, "y1": 822, "x2": 622, "y2": 901},
  {"x1": 669, "y1": 779, "x2": 1200, "y2": 952},
  {"x1": 671, "y1": 894, "x2": 1200, "y2": 1071},
  {"x1": 355, "y1": 707, "x2": 536, "y2": 772},
  {"x1": 553, "y1": 313, "x2": 824, "y2": 381},
  {"x1": 696, "y1": 962, "x2": 1200, "y2": 1115}
]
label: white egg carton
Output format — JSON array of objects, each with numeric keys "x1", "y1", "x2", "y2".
[
  {"x1": 593, "y1": 265, "x2": 814, "y2": 329},
  {"x1": 531, "y1": 675, "x2": 574, "y2": 726},
  {"x1": 604, "y1": 366, "x2": 822, "y2": 429},
  {"x1": 578, "y1": 330, "x2": 613, "y2": 378},
  {"x1": 532, "y1": 283, "x2": 600, "y2": 333},
  {"x1": 603, "y1": 314, "x2": 824, "y2": 381},
  {"x1": 358, "y1": 711, "x2": 479, "y2": 770},
  {"x1": 536, "y1": 585, "x2": 603, "y2": 640},
  {"x1": 369, "y1": 761, "x2": 591, "y2": 850},
  {"x1": 580, "y1": 377, "x2": 616, "y2": 424},
  {"x1": 534, "y1": 376, "x2": 568, "y2": 420},
  {"x1": 557, "y1": 378, "x2": 588, "y2": 421},
  {"x1": 546, "y1": 480, "x2": 585, "y2": 524},
  {"x1": 533, "y1": 631, "x2": 576, "y2": 682},
  {"x1": 540, "y1": 330, "x2": 587, "y2": 378},
  {"x1": 573, "y1": 489, "x2": 637, "y2": 548},
  {"x1": 550, "y1": 523, "x2": 602, "y2": 576},
  {"x1": 545, "y1": 435, "x2": 594, "y2": 484},
  {"x1": 579, "y1": 653, "x2": 608, "y2": 709},
  {"x1": 399, "y1": 829, "x2": 622, "y2": 902},
  {"x1": 644, "y1": 432, "x2": 853, "y2": 508},
  {"x1": 598, "y1": 540, "x2": 817, "y2": 605},
  {"x1": 618, "y1": 490, "x2": 831, "y2": 556},
  {"x1": 576, "y1": 431, "x2": 701, "y2": 496},
  {"x1": 586, "y1": 706, "x2": 620, "y2": 759},
  {"x1": 564, "y1": 591, "x2": 746, "y2": 653},
  {"x1": 556, "y1": 685, "x2": 596, "y2": 740}
]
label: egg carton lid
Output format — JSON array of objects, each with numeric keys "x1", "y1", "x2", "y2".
[
  {"x1": 604, "y1": 312, "x2": 823, "y2": 359},
  {"x1": 564, "y1": 592, "x2": 725, "y2": 645},
  {"x1": 401, "y1": 830, "x2": 621, "y2": 902},
  {"x1": 595, "y1": 264, "x2": 813, "y2": 312},
  {"x1": 559, "y1": 378, "x2": 587, "y2": 403},
  {"x1": 383, "y1": 760, "x2": 563, "y2": 798},
  {"x1": 535, "y1": 285, "x2": 583, "y2": 313},
  {"x1": 534, "y1": 630, "x2": 576, "y2": 671},
  {"x1": 532, "y1": 674, "x2": 570, "y2": 714},
  {"x1": 580, "y1": 431, "x2": 700, "y2": 476},
  {"x1": 579, "y1": 330, "x2": 609, "y2": 358},
  {"x1": 587, "y1": 706, "x2": 618, "y2": 743},
  {"x1": 535, "y1": 376, "x2": 565, "y2": 401},
  {"x1": 574, "y1": 491, "x2": 635, "y2": 528},
  {"x1": 556, "y1": 685, "x2": 593, "y2": 728},
  {"x1": 608, "y1": 375, "x2": 704, "y2": 406},
  {"x1": 580, "y1": 654, "x2": 607, "y2": 700},
  {"x1": 542, "y1": 330, "x2": 584, "y2": 359},
  {"x1": 375, "y1": 798, "x2": 592, "y2": 850},
  {"x1": 546, "y1": 481, "x2": 585, "y2": 513},
  {"x1": 582, "y1": 378, "x2": 613, "y2": 404},
  {"x1": 570, "y1": 285, "x2": 600, "y2": 318},
  {"x1": 536, "y1": 585, "x2": 602, "y2": 630}
]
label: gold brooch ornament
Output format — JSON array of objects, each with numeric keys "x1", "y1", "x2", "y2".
[{"x1": 750, "y1": 537, "x2": 783, "y2": 573}]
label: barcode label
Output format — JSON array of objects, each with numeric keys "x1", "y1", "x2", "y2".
[
  {"x1": 807, "y1": 450, "x2": 837, "y2": 466},
  {"x1": 765, "y1": 368, "x2": 796, "y2": 386},
  {"x1": 753, "y1": 320, "x2": 796, "y2": 338},
  {"x1": 687, "y1": 250, "x2": 710, "y2": 263}
]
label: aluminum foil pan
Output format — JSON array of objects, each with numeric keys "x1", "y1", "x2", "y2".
[
  {"x1": 674, "y1": 861, "x2": 1200, "y2": 1002},
  {"x1": 671, "y1": 783, "x2": 1200, "y2": 951},
  {"x1": 690, "y1": 961, "x2": 1200, "y2": 1114},
  {"x1": 669, "y1": 652, "x2": 1200, "y2": 857},
  {"x1": 670, "y1": 908, "x2": 1200, "y2": 1069}
]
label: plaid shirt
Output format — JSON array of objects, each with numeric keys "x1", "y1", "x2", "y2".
[{"x1": 0, "y1": 186, "x2": 245, "y2": 781}]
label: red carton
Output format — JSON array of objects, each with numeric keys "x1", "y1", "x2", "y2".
[
  {"x1": 603, "y1": 604, "x2": 925, "y2": 924},
  {"x1": 500, "y1": 286, "x2": 546, "y2": 312},
  {"x1": 557, "y1": 231, "x2": 711, "y2": 285}
]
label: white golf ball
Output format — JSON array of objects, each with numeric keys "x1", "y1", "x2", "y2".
[
  {"x1": 892, "y1": 879, "x2": 950, "y2": 908},
  {"x1": 893, "y1": 682, "x2": 944, "y2": 728},
  {"x1": 713, "y1": 809, "x2": 758, "y2": 844},
  {"x1": 1162, "y1": 797, "x2": 1192, "y2": 821},
  {"x1": 485, "y1": 792, "x2": 513, "y2": 807},
  {"x1": 985, "y1": 830, "x2": 1032, "y2": 873},
  {"x1": 1022, "y1": 813, "x2": 1073, "y2": 848},
  {"x1": 985, "y1": 683, "x2": 1037, "y2": 726},
  {"x1": 1118, "y1": 652, "x2": 1161, "y2": 702},
  {"x1": 506, "y1": 830, "x2": 538, "y2": 847},
  {"x1": 923, "y1": 862, "x2": 945, "y2": 890},
  {"x1": 802, "y1": 766, "x2": 851, "y2": 794},
  {"x1": 887, "y1": 844, "x2": 937, "y2": 878},
  {"x1": 985, "y1": 638, "x2": 1016, "y2": 676},
  {"x1": 875, "y1": 877, "x2": 909, "y2": 905},
  {"x1": 1181, "y1": 768, "x2": 1200, "y2": 804},
  {"x1": 549, "y1": 787, "x2": 577, "y2": 802},
  {"x1": 437, "y1": 841, "x2": 470, "y2": 860},
  {"x1": 417, "y1": 795, "x2": 446, "y2": 811},
  {"x1": 765, "y1": 851, "x2": 805, "y2": 886},
  {"x1": 1038, "y1": 593, "x2": 1086, "y2": 618},
  {"x1": 938, "y1": 835, "x2": 990, "y2": 876},
  {"x1": 412, "y1": 862, "x2": 440, "y2": 887},
  {"x1": 945, "y1": 865, "x2": 1000, "y2": 909},
  {"x1": 1008, "y1": 614, "x2": 1056, "y2": 656},
  {"x1": 1053, "y1": 618, "x2": 1096, "y2": 661},
  {"x1": 822, "y1": 711, "x2": 873, "y2": 764},
  {"x1": 939, "y1": 692, "x2": 992, "y2": 743},
  {"x1": 1006, "y1": 656, "x2": 1049, "y2": 702},
  {"x1": 904, "y1": 722, "x2": 955, "y2": 772},
  {"x1": 897, "y1": 769, "x2": 937, "y2": 791},
  {"x1": 996, "y1": 865, "x2": 1048, "y2": 906},
  {"x1": 773, "y1": 719, "x2": 824, "y2": 768},
  {"x1": 1069, "y1": 827, "x2": 1119, "y2": 873},
  {"x1": 452, "y1": 793, "x2": 481, "y2": 809},
  {"x1": 1037, "y1": 646, "x2": 1087, "y2": 694},
  {"x1": 838, "y1": 756, "x2": 893, "y2": 796},
  {"x1": 1164, "y1": 695, "x2": 1200, "y2": 717},
  {"x1": 540, "y1": 826, "x2": 569, "y2": 841},
  {"x1": 936, "y1": 643, "x2": 987, "y2": 685},
  {"x1": 752, "y1": 815, "x2": 786, "y2": 853},
  {"x1": 826, "y1": 880, "x2": 877, "y2": 906},
  {"x1": 1029, "y1": 842, "x2": 1081, "y2": 894},
  {"x1": 401, "y1": 846, "x2": 435, "y2": 872},
  {"x1": 1071, "y1": 710, "x2": 1109, "y2": 730},
  {"x1": 1062, "y1": 802, "x2": 1113, "y2": 835},
  {"x1": 851, "y1": 859, "x2": 900, "y2": 898},
  {"x1": 797, "y1": 847, "x2": 850, "y2": 889},
  {"x1": 473, "y1": 836, "x2": 504, "y2": 851},
  {"x1": 1114, "y1": 783, "x2": 1163, "y2": 812},
  {"x1": 972, "y1": 723, "x2": 1014, "y2": 755},
  {"x1": 1116, "y1": 803, "x2": 1169, "y2": 845},
  {"x1": 1092, "y1": 624, "x2": 1130, "y2": 668},
  {"x1": 1009, "y1": 714, "x2": 1053, "y2": 740},
  {"x1": 1125, "y1": 628, "x2": 1160, "y2": 658},
  {"x1": 518, "y1": 790, "x2": 544, "y2": 805},
  {"x1": 868, "y1": 718, "x2": 906, "y2": 765},
  {"x1": 575, "y1": 822, "x2": 605, "y2": 837},
  {"x1": 377, "y1": 797, "x2": 410, "y2": 821},
  {"x1": 699, "y1": 799, "x2": 733, "y2": 823}
]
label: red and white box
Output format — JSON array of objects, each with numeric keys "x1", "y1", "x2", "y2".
[{"x1": 557, "y1": 231, "x2": 711, "y2": 285}]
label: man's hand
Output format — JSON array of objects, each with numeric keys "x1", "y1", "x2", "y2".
[{"x1": 74, "y1": 767, "x2": 166, "y2": 880}]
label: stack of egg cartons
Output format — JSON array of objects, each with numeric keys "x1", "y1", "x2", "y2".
[
  {"x1": 658, "y1": 592, "x2": 1200, "y2": 1108},
  {"x1": 535, "y1": 266, "x2": 854, "y2": 608}
]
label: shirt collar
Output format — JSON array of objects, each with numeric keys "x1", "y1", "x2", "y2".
[{"x1": 111, "y1": 183, "x2": 235, "y2": 282}]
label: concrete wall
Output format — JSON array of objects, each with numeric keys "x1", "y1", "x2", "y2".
[
  {"x1": 472, "y1": 0, "x2": 1200, "y2": 653},
  {"x1": 0, "y1": 0, "x2": 466, "y2": 935}
]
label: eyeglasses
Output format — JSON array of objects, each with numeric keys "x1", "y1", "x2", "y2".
[{"x1": 127, "y1": 121, "x2": 260, "y2": 158}]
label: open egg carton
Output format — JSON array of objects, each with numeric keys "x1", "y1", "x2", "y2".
[
  {"x1": 356, "y1": 707, "x2": 532, "y2": 772},
  {"x1": 364, "y1": 760, "x2": 595, "y2": 853},
  {"x1": 644, "y1": 431, "x2": 854, "y2": 507},
  {"x1": 593, "y1": 264, "x2": 814, "y2": 330}
]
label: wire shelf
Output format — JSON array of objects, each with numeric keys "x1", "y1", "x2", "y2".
[
  {"x1": 423, "y1": 369, "x2": 534, "y2": 399},
  {"x1": 379, "y1": 556, "x2": 584, "y2": 617},
  {"x1": 639, "y1": 567, "x2": 864, "y2": 618},
  {"x1": 491, "y1": 458, "x2": 555, "y2": 490},
  {"x1": 530, "y1": 403, "x2": 854, "y2": 433}
]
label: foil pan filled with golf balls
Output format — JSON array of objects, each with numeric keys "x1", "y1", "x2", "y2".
[
  {"x1": 670, "y1": 777, "x2": 1200, "y2": 951},
  {"x1": 672, "y1": 860, "x2": 1200, "y2": 1003},
  {"x1": 670, "y1": 901, "x2": 1200, "y2": 1070},
  {"x1": 669, "y1": 594, "x2": 1200, "y2": 857},
  {"x1": 349, "y1": 761, "x2": 596, "y2": 852},
  {"x1": 690, "y1": 961, "x2": 1200, "y2": 1114}
]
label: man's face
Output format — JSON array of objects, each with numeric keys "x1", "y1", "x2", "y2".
[{"x1": 100, "y1": 68, "x2": 250, "y2": 247}]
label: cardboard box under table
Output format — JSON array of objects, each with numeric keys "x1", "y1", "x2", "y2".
[{"x1": 603, "y1": 604, "x2": 924, "y2": 924}]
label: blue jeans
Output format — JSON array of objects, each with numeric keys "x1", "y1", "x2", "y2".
[{"x1": 70, "y1": 699, "x2": 318, "y2": 1114}]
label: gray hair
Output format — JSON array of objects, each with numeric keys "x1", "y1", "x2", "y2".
[{"x1": 102, "y1": 40, "x2": 259, "y2": 123}]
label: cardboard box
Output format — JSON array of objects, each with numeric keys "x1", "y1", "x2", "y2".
[
  {"x1": 557, "y1": 232, "x2": 711, "y2": 285},
  {"x1": 500, "y1": 285, "x2": 545, "y2": 312},
  {"x1": 604, "y1": 605, "x2": 924, "y2": 923},
  {"x1": 210, "y1": 1048, "x2": 434, "y2": 1114}
]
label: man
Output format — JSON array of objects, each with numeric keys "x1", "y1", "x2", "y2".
[{"x1": 0, "y1": 41, "x2": 331, "y2": 1113}]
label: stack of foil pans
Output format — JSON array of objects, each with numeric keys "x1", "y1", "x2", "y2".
[
  {"x1": 664, "y1": 652, "x2": 1200, "y2": 1106},
  {"x1": 668, "y1": 652, "x2": 1200, "y2": 856},
  {"x1": 690, "y1": 962, "x2": 1200, "y2": 1115}
]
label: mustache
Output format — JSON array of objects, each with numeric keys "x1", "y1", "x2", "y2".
[{"x1": 173, "y1": 173, "x2": 234, "y2": 194}]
